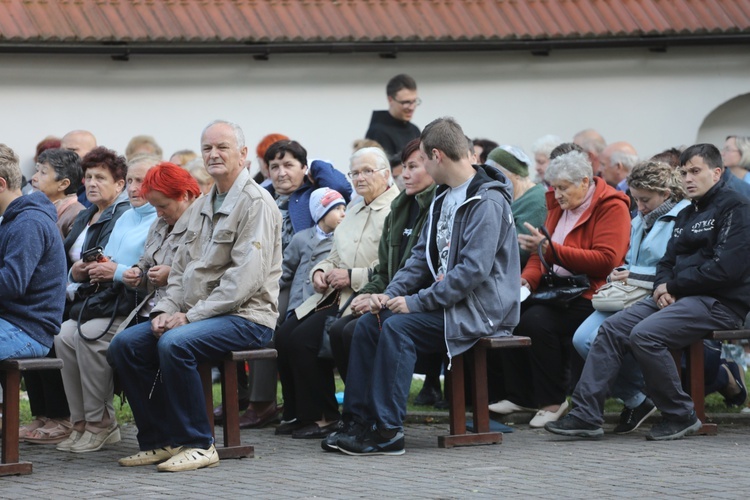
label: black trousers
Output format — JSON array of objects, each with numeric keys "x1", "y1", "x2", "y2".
[
  {"x1": 25, "y1": 346, "x2": 70, "y2": 418},
  {"x1": 501, "y1": 297, "x2": 594, "y2": 408},
  {"x1": 276, "y1": 307, "x2": 340, "y2": 423}
]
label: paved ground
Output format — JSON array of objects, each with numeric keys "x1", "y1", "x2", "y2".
[{"x1": 3, "y1": 415, "x2": 750, "y2": 499}]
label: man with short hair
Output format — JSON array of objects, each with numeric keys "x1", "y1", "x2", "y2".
[
  {"x1": 546, "y1": 143, "x2": 750, "y2": 441},
  {"x1": 600, "y1": 141, "x2": 639, "y2": 192},
  {"x1": 365, "y1": 74, "x2": 422, "y2": 167},
  {"x1": 573, "y1": 128, "x2": 607, "y2": 176},
  {"x1": 326, "y1": 117, "x2": 521, "y2": 456},
  {"x1": 0, "y1": 144, "x2": 67, "y2": 361},
  {"x1": 108, "y1": 120, "x2": 282, "y2": 472}
]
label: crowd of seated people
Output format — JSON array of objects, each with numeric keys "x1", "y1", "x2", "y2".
[{"x1": 2, "y1": 115, "x2": 750, "y2": 470}]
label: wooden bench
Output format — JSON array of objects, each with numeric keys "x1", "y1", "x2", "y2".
[
  {"x1": 198, "y1": 348, "x2": 277, "y2": 459},
  {"x1": 675, "y1": 329, "x2": 750, "y2": 436},
  {"x1": 0, "y1": 357, "x2": 64, "y2": 476},
  {"x1": 438, "y1": 336, "x2": 532, "y2": 448}
]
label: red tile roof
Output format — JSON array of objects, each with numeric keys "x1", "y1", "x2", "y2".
[{"x1": 1, "y1": 0, "x2": 749, "y2": 54}]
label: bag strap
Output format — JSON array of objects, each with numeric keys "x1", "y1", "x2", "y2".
[
  {"x1": 537, "y1": 226, "x2": 580, "y2": 277},
  {"x1": 77, "y1": 293, "x2": 120, "y2": 342}
]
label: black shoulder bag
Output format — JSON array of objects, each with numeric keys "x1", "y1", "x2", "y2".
[{"x1": 527, "y1": 226, "x2": 590, "y2": 308}]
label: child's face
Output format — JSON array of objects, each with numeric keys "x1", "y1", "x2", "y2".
[{"x1": 321, "y1": 204, "x2": 346, "y2": 231}]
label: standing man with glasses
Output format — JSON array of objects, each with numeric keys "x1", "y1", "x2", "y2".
[{"x1": 365, "y1": 74, "x2": 422, "y2": 170}]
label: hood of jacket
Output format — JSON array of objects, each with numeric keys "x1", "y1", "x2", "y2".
[
  {"x1": 1, "y1": 191, "x2": 57, "y2": 226},
  {"x1": 434, "y1": 163, "x2": 514, "y2": 206}
]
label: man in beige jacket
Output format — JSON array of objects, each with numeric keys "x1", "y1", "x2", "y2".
[{"x1": 108, "y1": 120, "x2": 282, "y2": 472}]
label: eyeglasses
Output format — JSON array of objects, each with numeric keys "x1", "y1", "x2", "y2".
[
  {"x1": 393, "y1": 97, "x2": 422, "y2": 108},
  {"x1": 722, "y1": 147, "x2": 740, "y2": 153},
  {"x1": 348, "y1": 167, "x2": 386, "y2": 180}
]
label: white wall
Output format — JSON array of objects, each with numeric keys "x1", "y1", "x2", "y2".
[{"x1": 2, "y1": 45, "x2": 749, "y2": 179}]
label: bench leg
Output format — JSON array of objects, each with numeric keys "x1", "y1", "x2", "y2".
[
  {"x1": 217, "y1": 360, "x2": 253, "y2": 459},
  {"x1": 685, "y1": 341, "x2": 717, "y2": 436},
  {"x1": 438, "y1": 351, "x2": 502, "y2": 448},
  {"x1": 0, "y1": 370, "x2": 33, "y2": 476}
]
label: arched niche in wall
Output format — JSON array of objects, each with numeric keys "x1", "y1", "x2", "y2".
[{"x1": 696, "y1": 93, "x2": 750, "y2": 148}]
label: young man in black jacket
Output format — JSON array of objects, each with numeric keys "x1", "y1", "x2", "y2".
[{"x1": 547, "y1": 143, "x2": 750, "y2": 441}]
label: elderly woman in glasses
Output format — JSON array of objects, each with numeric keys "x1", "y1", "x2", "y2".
[
  {"x1": 722, "y1": 135, "x2": 750, "y2": 184},
  {"x1": 275, "y1": 147, "x2": 400, "y2": 440}
]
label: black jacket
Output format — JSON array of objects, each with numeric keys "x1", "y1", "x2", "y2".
[
  {"x1": 63, "y1": 192, "x2": 130, "y2": 269},
  {"x1": 365, "y1": 110, "x2": 420, "y2": 166},
  {"x1": 655, "y1": 179, "x2": 750, "y2": 319}
]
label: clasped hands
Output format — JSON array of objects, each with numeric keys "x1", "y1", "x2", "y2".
[
  {"x1": 652, "y1": 283, "x2": 676, "y2": 309},
  {"x1": 313, "y1": 268, "x2": 350, "y2": 293},
  {"x1": 151, "y1": 312, "x2": 189, "y2": 338},
  {"x1": 71, "y1": 259, "x2": 117, "y2": 284}
]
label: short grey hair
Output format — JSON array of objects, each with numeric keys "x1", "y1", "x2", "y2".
[
  {"x1": 610, "y1": 150, "x2": 640, "y2": 173},
  {"x1": 201, "y1": 120, "x2": 245, "y2": 150},
  {"x1": 0, "y1": 144, "x2": 22, "y2": 191},
  {"x1": 350, "y1": 147, "x2": 392, "y2": 186},
  {"x1": 532, "y1": 134, "x2": 563, "y2": 158},
  {"x1": 545, "y1": 150, "x2": 593, "y2": 185}
]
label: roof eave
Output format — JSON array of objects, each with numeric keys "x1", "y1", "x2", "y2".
[{"x1": 0, "y1": 34, "x2": 748, "y2": 57}]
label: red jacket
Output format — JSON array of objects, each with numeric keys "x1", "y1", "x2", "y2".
[{"x1": 522, "y1": 177, "x2": 631, "y2": 300}]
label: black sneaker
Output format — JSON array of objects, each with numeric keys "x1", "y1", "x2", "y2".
[
  {"x1": 544, "y1": 414, "x2": 603, "y2": 438},
  {"x1": 613, "y1": 398, "x2": 657, "y2": 434},
  {"x1": 337, "y1": 426, "x2": 405, "y2": 456},
  {"x1": 320, "y1": 420, "x2": 363, "y2": 452},
  {"x1": 646, "y1": 411, "x2": 701, "y2": 441}
]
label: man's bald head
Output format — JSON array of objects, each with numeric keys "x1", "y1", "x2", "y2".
[
  {"x1": 601, "y1": 141, "x2": 639, "y2": 187},
  {"x1": 61, "y1": 130, "x2": 97, "y2": 160},
  {"x1": 573, "y1": 128, "x2": 606, "y2": 175}
]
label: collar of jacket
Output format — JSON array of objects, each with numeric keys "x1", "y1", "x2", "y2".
[
  {"x1": 351, "y1": 185, "x2": 400, "y2": 214},
  {"x1": 201, "y1": 168, "x2": 251, "y2": 217},
  {"x1": 691, "y1": 178, "x2": 725, "y2": 211}
]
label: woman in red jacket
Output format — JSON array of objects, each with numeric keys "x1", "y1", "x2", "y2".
[{"x1": 491, "y1": 145, "x2": 631, "y2": 428}]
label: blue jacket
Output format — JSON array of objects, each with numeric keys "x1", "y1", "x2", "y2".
[
  {"x1": 0, "y1": 192, "x2": 67, "y2": 348},
  {"x1": 722, "y1": 167, "x2": 750, "y2": 200},
  {"x1": 625, "y1": 199, "x2": 690, "y2": 284},
  {"x1": 264, "y1": 160, "x2": 352, "y2": 233},
  {"x1": 103, "y1": 203, "x2": 157, "y2": 282},
  {"x1": 384, "y1": 165, "x2": 521, "y2": 361}
]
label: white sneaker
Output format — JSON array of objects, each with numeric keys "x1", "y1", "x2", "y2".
[
  {"x1": 529, "y1": 400, "x2": 570, "y2": 428},
  {"x1": 119, "y1": 446, "x2": 183, "y2": 467},
  {"x1": 488, "y1": 400, "x2": 537, "y2": 415},
  {"x1": 156, "y1": 445, "x2": 219, "y2": 472}
]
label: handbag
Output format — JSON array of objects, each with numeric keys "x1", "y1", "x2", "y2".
[
  {"x1": 591, "y1": 280, "x2": 651, "y2": 312},
  {"x1": 68, "y1": 282, "x2": 138, "y2": 341},
  {"x1": 527, "y1": 226, "x2": 590, "y2": 307},
  {"x1": 318, "y1": 292, "x2": 356, "y2": 360}
]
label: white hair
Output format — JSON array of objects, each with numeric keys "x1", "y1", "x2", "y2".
[
  {"x1": 201, "y1": 119, "x2": 245, "y2": 150},
  {"x1": 610, "y1": 150, "x2": 640, "y2": 173},
  {"x1": 532, "y1": 134, "x2": 563, "y2": 157},
  {"x1": 350, "y1": 147, "x2": 392, "y2": 186},
  {"x1": 545, "y1": 150, "x2": 593, "y2": 184}
]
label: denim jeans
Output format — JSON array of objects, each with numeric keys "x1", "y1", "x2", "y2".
[
  {"x1": 0, "y1": 317, "x2": 49, "y2": 361},
  {"x1": 572, "y1": 310, "x2": 646, "y2": 409},
  {"x1": 107, "y1": 315, "x2": 272, "y2": 450},
  {"x1": 343, "y1": 310, "x2": 444, "y2": 431}
]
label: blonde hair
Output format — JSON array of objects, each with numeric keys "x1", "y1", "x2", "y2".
[{"x1": 627, "y1": 160, "x2": 686, "y2": 202}]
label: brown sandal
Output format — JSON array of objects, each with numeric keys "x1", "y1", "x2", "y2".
[{"x1": 25, "y1": 418, "x2": 73, "y2": 445}]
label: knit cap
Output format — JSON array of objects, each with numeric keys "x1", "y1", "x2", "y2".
[
  {"x1": 486, "y1": 146, "x2": 530, "y2": 177},
  {"x1": 309, "y1": 187, "x2": 346, "y2": 224}
]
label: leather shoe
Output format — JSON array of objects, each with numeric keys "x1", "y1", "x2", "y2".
[
  {"x1": 292, "y1": 421, "x2": 341, "y2": 439},
  {"x1": 414, "y1": 384, "x2": 442, "y2": 406},
  {"x1": 213, "y1": 398, "x2": 250, "y2": 424},
  {"x1": 238, "y1": 404, "x2": 282, "y2": 429},
  {"x1": 275, "y1": 419, "x2": 306, "y2": 435}
]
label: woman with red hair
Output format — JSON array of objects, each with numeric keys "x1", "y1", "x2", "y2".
[{"x1": 120, "y1": 162, "x2": 201, "y2": 322}]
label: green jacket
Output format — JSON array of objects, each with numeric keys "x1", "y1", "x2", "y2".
[{"x1": 360, "y1": 184, "x2": 436, "y2": 295}]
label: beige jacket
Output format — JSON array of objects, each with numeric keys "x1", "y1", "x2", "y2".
[
  {"x1": 153, "y1": 169, "x2": 283, "y2": 330},
  {"x1": 295, "y1": 185, "x2": 399, "y2": 318}
]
